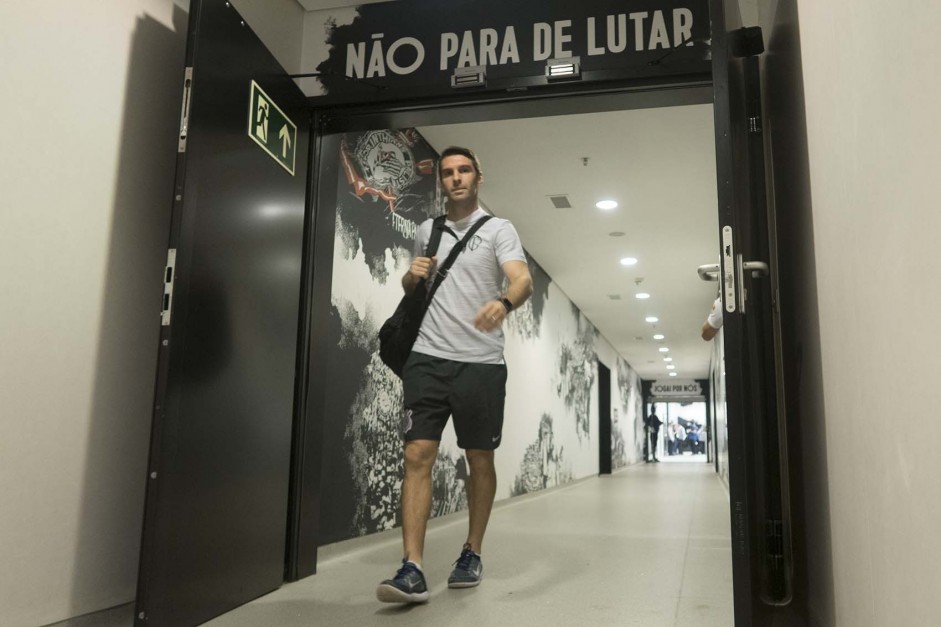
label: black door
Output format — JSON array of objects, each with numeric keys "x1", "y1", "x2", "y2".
[
  {"x1": 135, "y1": 1, "x2": 310, "y2": 625},
  {"x1": 711, "y1": 1, "x2": 791, "y2": 624},
  {"x1": 598, "y1": 361, "x2": 612, "y2": 475}
]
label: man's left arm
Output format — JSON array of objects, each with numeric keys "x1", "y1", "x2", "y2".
[{"x1": 473, "y1": 260, "x2": 533, "y2": 332}]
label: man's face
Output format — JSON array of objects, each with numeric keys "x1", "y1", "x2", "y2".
[{"x1": 439, "y1": 154, "x2": 481, "y2": 204}]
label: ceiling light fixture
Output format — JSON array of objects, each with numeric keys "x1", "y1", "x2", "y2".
[
  {"x1": 451, "y1": 65, "x2": 486, "y2": 88},
  {"x1": 658, "y1": 347, "x2": 670, "y2": 353},
  {"x1": 596, "y1": 199, "x2": 618, "y2": 210},
  {"x1": 635, "y1": 292, "x2": 650, "y2": 300},
  {"x1": 620, "y1": 257, "x2": 638, "y2": 266},
  {"x1": 545, "y1": 56, "x2": 581, "y2": 81},
  {"x1": 645, "y1": 316, "x2": 659, "y2": 323},
  {"x1": 666, "y1": 365, "x2": 676, "y2": 370},
  {"x1": 653, "y1": 333, "x2": 665, "y2": 340},
  {"x1": 669, "y1": 372, "x2": 678, "y2": 377},
  {"x1": 663, "y1": 357, "x2": 673, "y2": 362}
]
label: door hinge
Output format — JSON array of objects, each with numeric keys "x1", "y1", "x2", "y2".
[
  {"x1": 177, "y1": 67, "x2": 194, "y2": 153},
  {"x1": 766, "y1": 518, "x2": 784, "y2": 559},
  {"x1": 765, "y1": 518, "x2": 787, "y2": 599},
  {"x1": 748, "y1": 116, "x2": 762, "y2": 134},
  {"x1": 161, "y1": 249, "x2": 177, "y2": 326}
]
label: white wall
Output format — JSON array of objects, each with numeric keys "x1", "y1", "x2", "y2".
[
  {"x1": 738, "y1": 0, "x2": 759, "y2": 26},
  {"x1": 231, "y1": 0, "x2": 305, "y2": 74},
  {"x1": 794, "y1": 2, "x2": 941, "y2": 625},
  {"x1": 0, "y1": 3, "x2": 186, "y2": 624},
  {"x1": 0, "y1": 1, "x2": 305, "y2": 625}
]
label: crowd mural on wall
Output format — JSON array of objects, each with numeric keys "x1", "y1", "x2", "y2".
[
  {"x1": 618, "y1": 358, "x2": 647, "y2": 465},
  {"x1": 318, "y1": 127, "x2": 643, "y2": 545}
]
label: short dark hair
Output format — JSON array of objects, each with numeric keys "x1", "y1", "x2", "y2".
[{"x1": 438, "y1": 146, "x2": 483, "y2": 178}]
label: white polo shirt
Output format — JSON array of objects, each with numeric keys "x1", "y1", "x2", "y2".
[{"x1": 411, "y1": 208, "x2": 526, "y2": 364}]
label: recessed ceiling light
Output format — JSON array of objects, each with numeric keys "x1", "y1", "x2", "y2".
[
  {"x1": 666, "y1": 365, "x2": 676, "y2": 370},
  {"x1": 669, "y1": 372, "x2": 678, "y2": 377},
  {"x1": 645, "y1": 316, "x2": 659, "y2": 323},
  {"x1": 609, "y1": 231, "x2": 626, "y2": 237},
  {"x1": 596, "y1": 200, "x2": 618, "y2": 210},
  {"x1": 653, "y1": 333, "x2": 665, "y2": 340},
  {"x1": 663, "y1": 357, "x2": 673, "y2": 362},
  {"x1": 620, "y1": 257, "x2": 638, "y2": 266},
  {"x1": 635, "y1": 292, "x2": 650, "y2": 300},
  {"x1": 658, "y1": 347, "x2": 670, "y2": 353}
]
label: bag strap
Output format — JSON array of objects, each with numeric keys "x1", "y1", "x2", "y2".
[
  {"x1": 425, "y1": 214, "x2": 492, "y2": 303},
  {"x1": 412, "y1": 215, "x2": 448, "y2": 294},
  {"x1": 423, "y1": 214, "x2": 447, "y2": 257}
]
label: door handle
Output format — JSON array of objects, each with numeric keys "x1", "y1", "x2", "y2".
[
  {"x1": 743, "y1": 260, "x2": 769, "y2": 277},
  {"x1": 697, "y1": 263, "x2": 720, "y2": 281}
]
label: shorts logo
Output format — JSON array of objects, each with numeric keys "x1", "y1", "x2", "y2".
[{"x1": 403, "y1": 408, "x2": 414, "y2": 434}]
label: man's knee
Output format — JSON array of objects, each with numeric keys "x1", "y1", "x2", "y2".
[
  {"x1": 465, "y1": 449, "x2": 495, "y2": 474},
  {"x1": 404, "y1": 440, "x2": 438, "y2": 474}
]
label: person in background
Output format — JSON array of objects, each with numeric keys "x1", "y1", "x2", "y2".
[
  {"x1": 687, "y1": 422, "x2": 702, "y2": 454},
  {"x1": 645, "y1": 407, "x2": 663, "y2": 463},
  {"x1": 701, "y1": 296, "x2": 723, "y2": 341},
  {"x1": 675, "y1": 421, "x2": 687, "y2": 454}
]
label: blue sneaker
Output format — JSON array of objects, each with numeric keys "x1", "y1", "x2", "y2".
[
  {"x1": 376, "y1": 559, "x2": 429, "y2": 603},
  {"x1": 447, "y1": 545, "x2": 483, "y2": 588}
]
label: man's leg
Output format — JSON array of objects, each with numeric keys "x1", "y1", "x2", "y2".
[
  {"x1": 446, "y1": 448, "x2": 494, "y2": 589},
  {"x1": 463, "y1": 448, "x2": 496, "y2": 553},
  {"x1": 401, "y1": 439, "x2": 439, "y2": 565}
]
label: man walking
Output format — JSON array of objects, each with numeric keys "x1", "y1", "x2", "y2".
[
  {"x1": 376, "y1": 146, "x2": 533, "y2": 604},
  {"x1": 645, "y1": 406, "x2": 663, "y2": 462}
]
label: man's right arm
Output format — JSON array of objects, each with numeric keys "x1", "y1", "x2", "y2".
[
  {"x1": 701, "y1": 321, "x2": 720, "y2": 341},
  {"x1": 701, "y1": 297, "x2": 723, "y2": 341},
  {"x1": 402, "y1": 256, "x2": 437, "y2": 294}
]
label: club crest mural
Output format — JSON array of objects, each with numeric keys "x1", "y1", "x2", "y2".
[{"x1": 319, "y1": 127, "x2": 643, "y2": 546}]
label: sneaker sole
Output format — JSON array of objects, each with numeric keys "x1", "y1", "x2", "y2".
[
  {"x1": 447, "y1": 578, "x2": 481, "y2": 589},
  {"x1": 376, "y1": 583, "x2": 430, "y2": 603}
]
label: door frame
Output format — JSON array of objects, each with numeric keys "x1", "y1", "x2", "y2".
[
  {"x1": 289, "y1": 2, "x2": 776, "y2": 625},
  {"x1": 598, "y1": 361, "x2": 612, "y2": 475}
]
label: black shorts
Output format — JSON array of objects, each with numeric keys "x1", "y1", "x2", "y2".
[{"x1": 402, "y1": 352, "x2": 507, "y2": 450}]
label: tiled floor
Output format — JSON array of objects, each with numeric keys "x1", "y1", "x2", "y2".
[{"x1": 204, "y1": 461, "x2": 733, "y2": 627}]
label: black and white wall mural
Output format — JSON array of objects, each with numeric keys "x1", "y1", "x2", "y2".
[{"x1": 319, "y1": 127, "x2": 643, "y2": 546}]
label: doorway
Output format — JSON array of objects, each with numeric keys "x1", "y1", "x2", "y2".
[
  {"x1": 311, "y1": 91, "x2": 723, "y2": 548},
  {"x1": 137, "y1": 2, "x2": 787, "y2": 625},
  {"x1": 659, "y1": 401, "x2": 710, "y2": 461}
]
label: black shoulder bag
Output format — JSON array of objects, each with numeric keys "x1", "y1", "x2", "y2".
[{"x1": 378, "y1": 214, "x2": 492, "y2": 377}]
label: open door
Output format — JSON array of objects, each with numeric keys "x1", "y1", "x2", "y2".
[
  {"x1": 135, "y1": 1, "x2": 310, "y2": 625},
  {"x1": 711, "y1": 0, "x2": 792, "y2": 624},
  {"x1": 598, "y1": 361, "x2": 612, "y2": 475}
]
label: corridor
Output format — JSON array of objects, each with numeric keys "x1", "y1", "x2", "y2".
[{"x1": 206, "y1": 462, "x2": 732, "y2": 627}]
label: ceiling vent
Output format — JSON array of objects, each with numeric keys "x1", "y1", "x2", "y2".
[
  {"x1": 547, "y1": 194, "x2": 572, "y2": 209},
  {"x1": 608, "y1": 294, "x2": 622, "y2": 300}
]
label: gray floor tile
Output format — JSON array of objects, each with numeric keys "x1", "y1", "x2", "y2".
[{"x1": 205, "y1": 462, "x2": 733, "y2": 627}]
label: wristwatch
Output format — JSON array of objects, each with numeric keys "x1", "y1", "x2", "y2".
[{"x1": 499, "y1": 297, "x2": 513, "y2": 313}]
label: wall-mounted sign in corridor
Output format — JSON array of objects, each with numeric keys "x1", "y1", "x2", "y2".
[
  {"x1": 302, "y1": 0, "x2": 710, "y2": 104},
  {"x1": 651, "y1": 379, "x2": 702, "y2": 397},
  {"x1": 248, "y1": 81, "x2": 297, "y2": 176}
]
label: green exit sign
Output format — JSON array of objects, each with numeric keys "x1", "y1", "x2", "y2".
[{"x1": 248, "y1": 81, "x2": 297, "y2": 176}]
